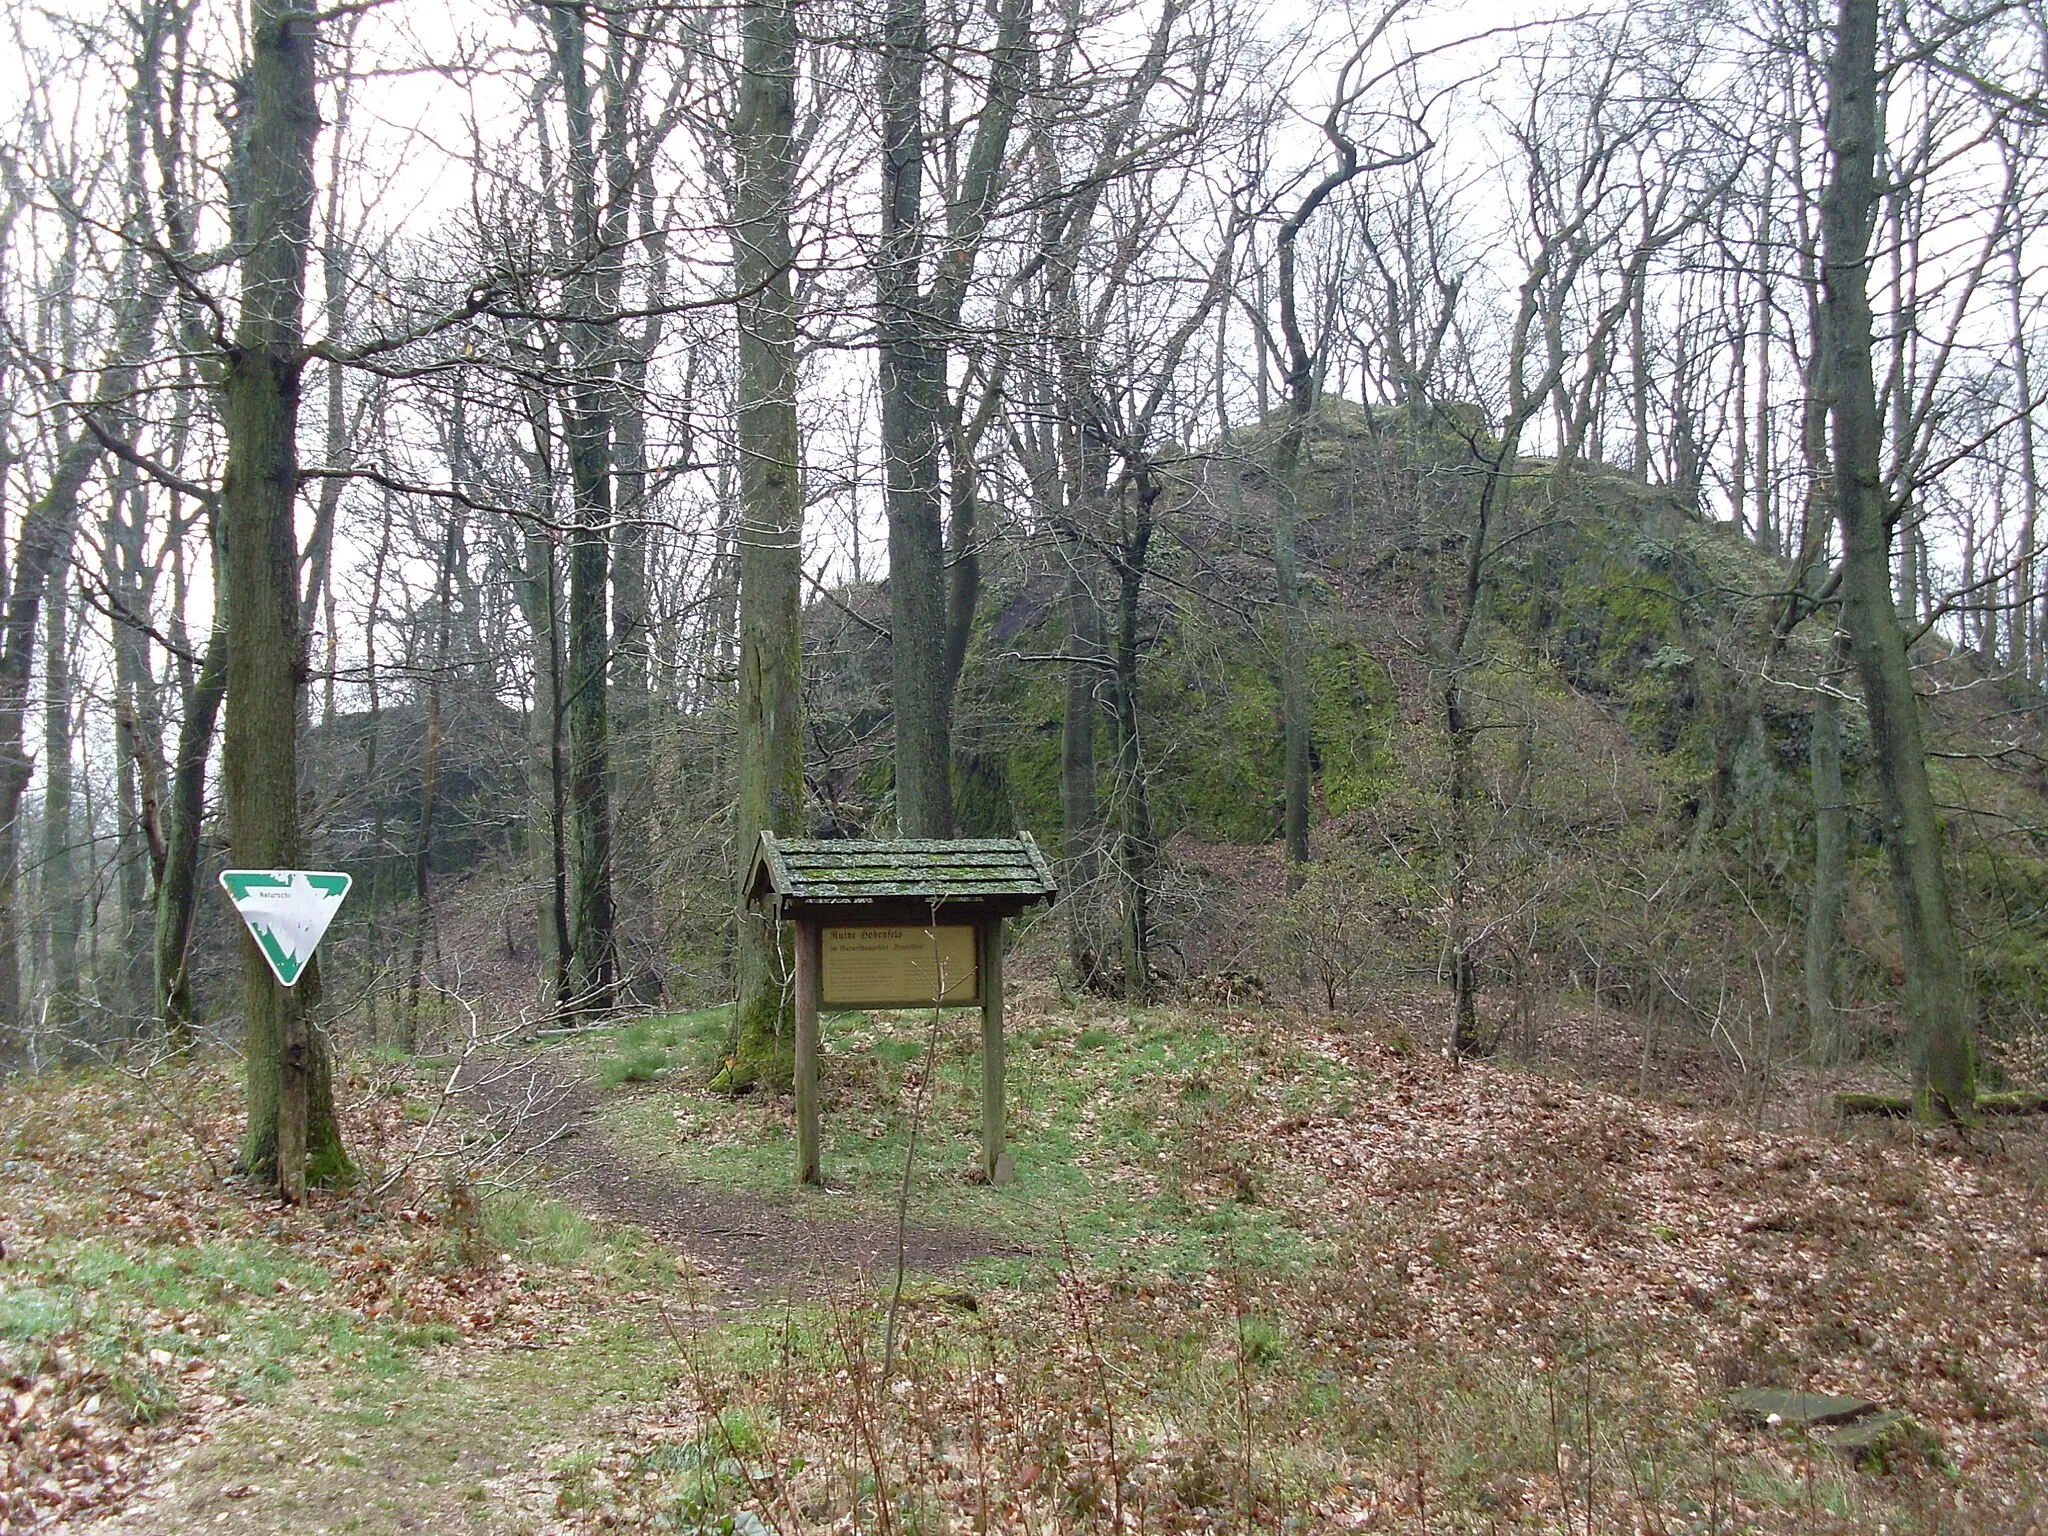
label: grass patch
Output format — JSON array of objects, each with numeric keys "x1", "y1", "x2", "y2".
[
  {"x1": 480, "y1": 1189, "x2": 597, "y2": 1266},
  {"x1": 596, "y1": 1018, "x2": 673, "y2": 1087},
  {"x1": 572, "y1": 1000, "x2": 1350, "y2": 1281},
  {"x1": 594, "y1": 1007, "x2": 735, "y2": 1088},
  {"x1": 468, "y1": 1187, "x2": 666, "y2": 1288},
  {"x1": 0, "y1": 1057, "x2": 710, "y2": 1531},
  {"x1": 0, "y1": 1236, "x2": 337, "y2": 1421}
]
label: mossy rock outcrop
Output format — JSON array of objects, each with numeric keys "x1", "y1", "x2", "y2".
[
  {"x1": 796, "y1": 397, "x2": 2048, "y2": 1049},
  {"x1": 1724, "y1": 1387, "x2": 1881, "y2": 1430},
  {"x1": 1822, "y1": 1411, "x2": 1944, "y2": 1472},
  {"x1": 1724, "y1": 1389, "x2": 1945, "y2": 1473},
  {"x1": 946, "y1": 568, "x2": 1396, "y2": 847}
]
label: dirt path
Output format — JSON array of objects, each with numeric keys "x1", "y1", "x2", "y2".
[
  {"x1": 457, "y1": 1052, "x2": 1023, "y2": 1303},
  {"x1": 85, "y1": 1057, "x2": 1019, "y2": 1535}
]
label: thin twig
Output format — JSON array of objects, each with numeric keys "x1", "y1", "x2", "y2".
[{"x1": 882, "y1": 914, "x2": 951, "y2": 1381}]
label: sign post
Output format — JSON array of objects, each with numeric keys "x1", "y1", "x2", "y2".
[
  {"x1": 793, "y1": 920, "x2": 821, "y2": 1188},
  {"x1": 980, "y1": 917, "x2": 1007, "y2": 1185}
]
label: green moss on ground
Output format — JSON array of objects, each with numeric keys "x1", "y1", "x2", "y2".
[{"x1": 574, "y1": 1001, "x2": 1351, "y2": 1283}]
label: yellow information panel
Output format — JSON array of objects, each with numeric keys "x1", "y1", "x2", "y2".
[{"x1": 820, "y1": 924, "x2": 979, "y2": 1007}]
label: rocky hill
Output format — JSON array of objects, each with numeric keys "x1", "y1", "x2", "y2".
[{"x1": 916, "y1": 400, "x2": 2048, "y2": 1086}]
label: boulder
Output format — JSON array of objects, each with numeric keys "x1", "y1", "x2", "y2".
[
  {"x1": 1723, "y1": 1388, "x2": 1880, "y2": 1430},
  {"x1": 1821, "y1": 1410, "x2": 1943, "y2": 1471}
]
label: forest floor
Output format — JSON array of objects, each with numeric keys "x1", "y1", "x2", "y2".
[
  {"x1": 452, "y1": 1048, "x2": 1020, "y2": 1299},
  {"x1": 3, "y1": 982, "x2": 2046, "y2": 1534}
]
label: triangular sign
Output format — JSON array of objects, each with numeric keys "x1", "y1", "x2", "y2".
[{"x1": 219, "y1": 870, "x2": 353, "y2": 988}]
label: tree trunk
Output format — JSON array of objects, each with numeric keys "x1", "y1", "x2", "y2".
[
  {"x1": 510, "y1": 380, "x2": 572, "y2": 1015},
  {"x1": 2010, "y1": 235, "x2": 2040, "y2": 683},
  {"x1": 1818, "y1": 0, "x2": 1975, "y2": 1118},
  {"x1": 707, "y1": 490, "x2": 739, "y2": 704},
  {"x1": 727, "y1": 0, "x2": 806, "y2": 1089},
  {"x1": 610, "y1": 346, "x2": 651, "y2": 930},
  {"x1": 876, "y1": 0, "x2": 953, "y2": 838},
  {"x1": 611, "y1": 168, "x2": 668, "y2": 926},
  {"x1": 405, "y1": 493, "x2": 462, "y2": 1049},
  {"x1": 1271, "y1": 430, "x2": 1313, "y2": 875},
  {"x1": 563, "y1": 353, "x2": 617, "y2": 1014},
  {"x1": 1806, "y1": 643, "x2": 1848, "y2": 1064},
  {"x1": 40, "y1": 560, "x2": 78, "y2": 1021},
  {"x1": 221, "y1": 0, "x2": 347, "y2": 1196},
  {"x1": 1731, "y1": 292, "x2": 1751, "y2": 537},
  {"x1": 526, "y1": 533, "x2": 569, "y2": 1013},
  {"x1": 1061, "y1": 528, "x2": 1104, "y2": 990},
  {"x1": 1270, "y1": 134, "x2": 1364, "y2": 877},
  {"x1": 1755, "y1": 279, "x2": 1775, "y2": 555},
  {"x1": 943, "y1": 413, "x2": 983, "y2": 708},
  {"x1": 155, "y1": 622, "x2": 225, "y2": 1042},
  {"x1": 1110, "y1": 475, "x2": 1157, "y2": 1003},
  {"x1": 612, "y1": 341, "x2": 653, "y2": 709},
  {"x1": 1629, "y1": 238, "x2": 1651, "y2": 482},
  {"x1": 545, "y1": 1, "x2": 619, "y2": 1017},
  {"x1": 0, "y1": 276, "x2": 168, "y2": 1049},
  {"x1": 110, "y1": 471, "x2": 159, "y2": 1026},
  {"x1": 874, "y1": 0, "x2": 1031, "y2": 837},
  {"x1": 1445, "y1": 668, "x2": 1480, "y2": 1055}
]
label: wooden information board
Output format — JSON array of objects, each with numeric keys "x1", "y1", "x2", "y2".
[
  {"x1": 820, "y1": 924, "x2": 979, "y2": 1007},
  {"x1": 746, "y1": 834, "x2": 1056, "y2": 1186}
]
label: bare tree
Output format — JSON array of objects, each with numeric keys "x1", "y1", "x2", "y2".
[
  {"x1": 1817, "y1": 0, "x2": 1974, "y2": 1116},
  {"x1": 876, "y1": 0, "x2": 1033, "y2": 836},
  {"x1": 729, "y1": 0, "x2": 807, "y2": 1090},
  {"x1": 219, "y1": 0, "x2": 348, "y2": 1196}
]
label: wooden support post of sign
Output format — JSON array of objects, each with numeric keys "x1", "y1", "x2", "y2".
[
  {"x1": 794, "y1": 919, "x2": 821, "y2": 1187},
  {"x1": 980, "y1": 918, "x2": 1010, "y2": 1185}
]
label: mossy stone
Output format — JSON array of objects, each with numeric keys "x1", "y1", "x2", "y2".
[
  {"x1": 1821, "y1": 1410, "x2": 1944, "y2": 1472},
  {"x1": 1724, "y1": 1387, "x2": 1879, "y2": 1429}
]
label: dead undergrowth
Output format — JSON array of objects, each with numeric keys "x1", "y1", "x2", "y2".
[
  {"x1": 0, "y1": 1054, "x2": 646, "y2": 1531},
  {"x1": 560, "y1": 1010, "x2": 2048, "y2": 1535},
  {"x1": 3, "y1": 999, "x2": 2046, "y2": 1534}
]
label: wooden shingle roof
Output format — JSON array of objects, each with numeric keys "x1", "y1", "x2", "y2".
[{"x1": 745, "y1": 833, "x2": 1058, "y2": 916}]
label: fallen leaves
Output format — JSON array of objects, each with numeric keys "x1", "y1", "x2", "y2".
[
  {"x1": 9, "y1": 999, "x2": 2046, "y2": 1534},
  {"x1": 562, "y1": 1003, "x2": 2048, "y2": 1533},
  {"x1": 0, "y1": 1057, "x2": 602, "y2": 1531},
  {"x1": 1254, "y1": 1016, "x2": 2048, "y2": 1507}
]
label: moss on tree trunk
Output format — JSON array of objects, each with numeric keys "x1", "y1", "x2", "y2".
[
  {"x1": 726, "y1": 0, "x2": 805, "y2": 1089},
  {"x1": 1818, "y1": 0, "x2": 1977, "y2": 1118},
  {"x1": 222, "y1": 0, "x2": 348, "y2": 1195}
]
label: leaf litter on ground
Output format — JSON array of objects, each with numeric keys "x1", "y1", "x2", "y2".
[
  {"x1": 0, "y1": 1056, "x2": 634, "y2": 1532},
  {"x1": 548, "y1": 998, "x2": 2048, "y2": 1534},
  {"x1": 5, "y1": 995, "x2": 2047, "y2": 1533}
]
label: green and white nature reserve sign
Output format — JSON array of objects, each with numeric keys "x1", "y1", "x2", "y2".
[{"x1": 219, "y1": 870, "x2": 353, "y2": 988}]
